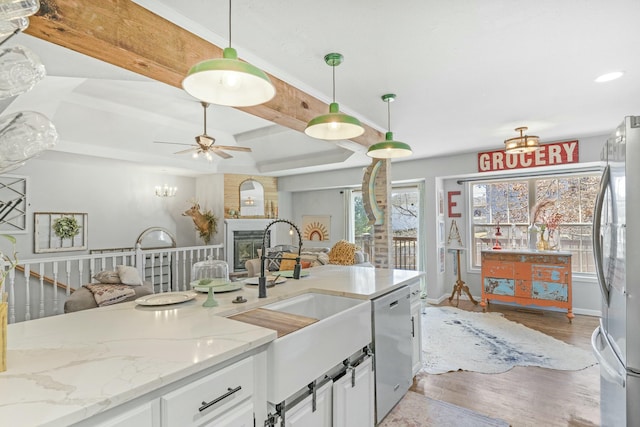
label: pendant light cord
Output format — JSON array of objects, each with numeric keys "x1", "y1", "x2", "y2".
[
  {"x1": 228, "y1": 0, "x2": 232, "y2": 48},
  {"x1": 332, "y1": 63, "x2": 336, "y2": 103}
]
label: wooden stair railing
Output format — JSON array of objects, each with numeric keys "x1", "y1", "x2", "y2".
[{"x1": 15, "y1": 265, "x2": 76, "y2": 294}]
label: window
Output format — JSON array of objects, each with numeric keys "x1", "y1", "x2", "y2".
[
  {"x1": 350, "y1": 186, "x2": 420, "y2": 270},
  {"x1": 470, "y1": 172, "x2": 600, "y2": 273}
]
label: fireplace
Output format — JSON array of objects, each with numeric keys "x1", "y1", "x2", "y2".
[
  {"x1": 224, "y1": 219, "x2": 276, "y2": 272},
  {"x1": 233, "y1": 230, "x2": 270, "y2": 272}
]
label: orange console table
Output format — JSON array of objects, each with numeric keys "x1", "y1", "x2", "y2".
[{"x1": 480, "y1": 250, "x2": 574, "y2": 322}]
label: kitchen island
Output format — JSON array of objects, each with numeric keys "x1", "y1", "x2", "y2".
[{"x1": 1, "y1": 265, "x2": 423, "y2": 426}]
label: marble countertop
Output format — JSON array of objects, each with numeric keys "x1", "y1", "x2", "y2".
[{"x1": 1, "y1": 265, "x2": 424, "y2": 426}]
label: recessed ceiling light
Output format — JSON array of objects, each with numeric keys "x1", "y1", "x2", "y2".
[{"x1": 595, "y1": 71, "x2": 624, "y2": 83}]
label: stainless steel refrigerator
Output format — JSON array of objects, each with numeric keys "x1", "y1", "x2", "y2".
[{"x1": 592, "y1": 116, "x2": 640, "y2": 427}]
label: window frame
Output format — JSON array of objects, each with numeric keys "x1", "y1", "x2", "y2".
[{"x1": 465, "y1": 169, "x2": 601, "y2": 275}]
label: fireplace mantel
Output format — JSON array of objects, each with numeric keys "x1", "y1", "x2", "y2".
[{"x1": 224, "y1": 219, "x2": 276, "y2": 272}]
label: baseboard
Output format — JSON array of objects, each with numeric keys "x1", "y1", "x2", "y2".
[{"x1": 427, "y1": 294, "x2": 602, "y2": 317}]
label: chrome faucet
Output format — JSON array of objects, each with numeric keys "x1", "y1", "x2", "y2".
[{"x1": 259, "y1": 219, "x2": 303, "y2": 298}]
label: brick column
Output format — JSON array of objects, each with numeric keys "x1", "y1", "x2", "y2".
[{"x1": 362, "y1": 159, "x2": 393, "y2": 269}]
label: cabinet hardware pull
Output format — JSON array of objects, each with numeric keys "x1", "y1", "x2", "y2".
[
  {"x1": 199, "y1": 385, "x2": 242, "y2": 412},
  {"x1": 389, "y1": 300, "x2": 399, "y2": 308},
  {"x1": 411, "y1": 316, "x2": 415, "y2": 337}
]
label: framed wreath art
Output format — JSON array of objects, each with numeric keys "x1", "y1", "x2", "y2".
[{"x1": 34, "y1": 212, "x2": 88, "y2": 253}]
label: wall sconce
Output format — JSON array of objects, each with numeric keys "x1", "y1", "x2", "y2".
[{"x1": 155, "y1": 184, "x2": 177, "y2": 198}]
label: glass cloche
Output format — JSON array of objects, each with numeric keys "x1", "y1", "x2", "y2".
[{"x1": 191, "y1": 257, "x2": 229, "y2": 287}]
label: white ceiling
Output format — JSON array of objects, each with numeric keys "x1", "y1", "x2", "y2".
[{"x1": 4, "y1": 0, "x2": 640, "y2": 177}]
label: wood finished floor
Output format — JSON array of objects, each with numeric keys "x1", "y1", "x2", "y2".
[{"x1": 410, "y1": 300, "x2": 600, "y2": 427}]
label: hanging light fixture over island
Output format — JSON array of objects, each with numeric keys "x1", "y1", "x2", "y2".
[
  {"x1": 305, "y1": 53, "x2": 365, "y2": 141},
  {"x1": 366, "y1": 94, "x2": 412, "y2": 159},
  {"x1": 182, "y1": 0, "x2": 275, "y2": 107}
]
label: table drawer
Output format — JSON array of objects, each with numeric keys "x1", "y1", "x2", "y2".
[{"x1": 161, "y1": 356, "x2": 254, "y2": 426}]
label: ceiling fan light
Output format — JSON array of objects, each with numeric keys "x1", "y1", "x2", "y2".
[
  {"x1": 366, "y1": 132, "x2": 413, "y2": 158},
  {"x1": 305, "y1": 102, "x2": 365, "y2": 140},
  {"x1": 182, "y1": 47, "x2": 275, "y2": 107},
  {"x1": 504, "y1": 127, "x2": 540, "y2": 154}
]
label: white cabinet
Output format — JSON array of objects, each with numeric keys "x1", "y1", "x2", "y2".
[
  {"x1": 91, "y1": 401, "x2": 160, "y2": 427},
  {"x1": 277, "y1": 355, "x2": 374, "y2": 427},
  {"x1": 410, "y1": 281, "x2": 423, "y2": 376},
  {"x1": 161, "y1": 356, "x2": 255, "y2": 427},
  {"x1": 284, "y1": 381, "x2": 333, "y2": 427},
  {"x1": 333, "y1": 356, "x2": 375, "y2": 427}
]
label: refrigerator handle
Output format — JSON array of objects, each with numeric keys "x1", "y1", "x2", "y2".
[
  {"x1": 593, "y1": 164, "x2": 610, "y2": 304},
  {"x1": 591, "y1": 325, "x2": 626, "y2": 387}
]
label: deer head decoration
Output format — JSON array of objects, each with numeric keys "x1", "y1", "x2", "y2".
[{"x1": 183, "y1": 202, "x2": 217, "y2": 245}]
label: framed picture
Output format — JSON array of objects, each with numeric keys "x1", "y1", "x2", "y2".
[
  {"x1": 34, "y1": 212, "x2": 88, "y2": 253},
  {"x1": 302, "y1": 215, "x2": 331, "y2": 241},
  {"x1": 0, "y1": 175, "x2": 27, "y2": 234},
  {"x1": 438, "y1": 190, "x2": 444, "y2": 217}
]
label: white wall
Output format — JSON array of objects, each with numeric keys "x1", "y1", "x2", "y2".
[
  {"x1": 279, "y1": 134, "x2": 608, "y2": 315},
  {"x1": 290, "y1": 188, "x2": 346, "y2": 249},
  {"x1": 5, "y1": 155, "x2": 200, "y2": 260}
]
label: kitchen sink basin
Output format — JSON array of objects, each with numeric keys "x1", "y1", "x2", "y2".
[
  {"x1": 263, "y1": 292, "x2": 364, "y2": 320},
  {"x1": 261, "y1": 293, "x2": 372, "y2": 402}
]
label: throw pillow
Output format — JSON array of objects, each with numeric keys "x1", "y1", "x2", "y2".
[
  {"x1": 265, "y1": 248, "x2": 284, "y2": 271},
  {"x1": 328, "y1": 240, "x2": 357, "y2": 265},
  {"x1": 279, "y1": 252, "x2": 299, "y2": 271},
  {"x1": 300, "y1": 260, "x2": 312, "y2": 269},
  {"x1": 92, "y1": 270, "x2": 121, "y2": 284},
  {"x1": 116, "y1": 265, "x2": 143, "y2": 286}
]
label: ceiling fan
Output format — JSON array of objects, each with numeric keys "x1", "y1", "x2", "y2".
[{"x1": 154, "y1": 102, "x2": 252, "y2": 160}]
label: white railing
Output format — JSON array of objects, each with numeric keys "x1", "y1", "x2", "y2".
[{"x1": 0, "y1": 244, "x2": 223, "y2": 324}]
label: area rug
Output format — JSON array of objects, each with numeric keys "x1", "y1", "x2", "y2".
[
  {"x1": 422, "y1": 306, "x2": 597, "y2": 374},
  {"x1": 379, "y1": 391, "x2": 509, "y2": 427}
]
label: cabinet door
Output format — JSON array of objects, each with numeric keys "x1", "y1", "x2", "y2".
[
  {"x1": 284, "y1": 381, "x2": 332, "y2": 427},
  {"x1": 410, "y1": 301, "x2": 422, "y2": 376},
  {"x1": 333, "y1": 356, "x2": 375, "y2": 427}
]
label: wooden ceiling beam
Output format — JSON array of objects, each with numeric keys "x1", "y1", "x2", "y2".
[{"x1": 26, "y1": 0, "x2": 382, "y2": 146}]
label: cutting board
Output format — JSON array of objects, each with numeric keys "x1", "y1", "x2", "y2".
[{"x1": 228, "y1": 308, "x2": 318, "y2": 338}]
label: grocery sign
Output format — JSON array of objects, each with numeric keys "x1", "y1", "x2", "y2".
[{"x1": 477, "y1": 140, "x2": 579, "y2": 172}]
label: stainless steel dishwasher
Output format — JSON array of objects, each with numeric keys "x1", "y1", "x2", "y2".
[{"x1": 371, "y1": 285, "x2": 412, "y2": 423}]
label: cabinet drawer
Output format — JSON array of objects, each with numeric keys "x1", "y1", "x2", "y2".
[
  {"x1": 482, "y1": 261, "x2": 514, "y2": 279},
  {"x1": 161, "y1": 357, "x2": 254, "y2": 427},
  {"x1": 483, "y1": 277, "x2": 515, "y2": 296},
  {"x1": 532, "y1": 264, "x2": 567, "y2": 284}
]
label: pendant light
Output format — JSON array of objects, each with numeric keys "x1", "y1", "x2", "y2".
[
  {"x1": 366, "y1": 94, "x2": 412, "y2": 158},
  {"x1": 305, "y1": 53, "x2": 364, "y2": 141},
  {"x1": 504, "y1": 126, "x2": 540, "y2": 154},
  {"x1": 182, "y1": 0, "x2": 275, "y2": 107}
]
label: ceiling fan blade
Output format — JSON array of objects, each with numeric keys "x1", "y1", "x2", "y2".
[
  {"x1": 174, "y1": 147, "x2": 199, "y2": 154},
  {"x1": 213, "y1": 149, "x2": 233, "y2": 159},
  {"x1": 154, "y1": 141, "x2": 194, "y2": 146},
  {"x1": 214, "y1": 145, "x2": 252, "y2": 152}
]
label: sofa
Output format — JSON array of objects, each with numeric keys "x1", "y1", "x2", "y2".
[{"x1": 244, "y1": 242, "x2": 372, "y2": 277}]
